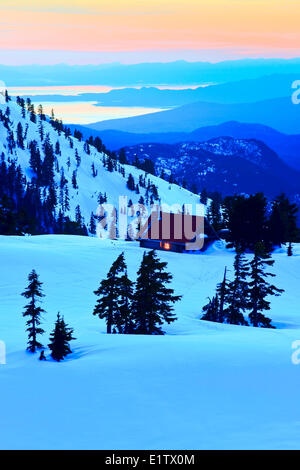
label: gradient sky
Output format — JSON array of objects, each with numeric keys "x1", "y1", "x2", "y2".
[{"x1": 0, "y1": 0, "x2": 299, "y2": 64}]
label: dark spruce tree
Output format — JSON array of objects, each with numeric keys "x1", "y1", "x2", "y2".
[
  {"x1": 201, "y1": 268, "x2": 230, "y2": 324},
  {"x1": 21, "y1": 270, "x2": 45, "y2": 352},
  {"x1": 126, "y1": 173, "x2": 135, "y2": 191},
  {"x1": 132, "y1": 250, "x2": 181, "y2": 335},
  {"x1": 16, "y1": 122, "x2": 24, "y2": 149},
  {"x1": 223, "y1": 193, "x2": 269, "y2": 250},
  {"x1": 268, "y1": 194, "x2": 299, "y2": 248},
  {"x1": 29, "y1": 140, "x2": 42, "y2": 178},
  {"x1": 117, "y1": 269, "x2": 135, "y2": 334},
  {"x1": 200, "y1": 188, "x2": 208, "y2": 205},
  {"x1": 225, "y1": 248, "x2": 249, "y2": 326},
  {"x1": 248, "y1": 242, "x2": 284, "y2": 328},
  {"x1": 207, "y1": 192, "x2": 223, "y2": 232},
  {"x1": 216, "y1": 267, "x2": 230, "y2": 323},
  {"x1": 93, "y1": 252, "x2": 127, "y2": 334},
  {"x1": 41, "y1": 134, "x2": 55, "y2": 187},
  {"x1": 119, "y1": 148, "x2": 128, "y2": 165},
  {"x1": 89, "y1": 212, "x2": 96, "y2": 235},
  {"x1": 48, "y1": 313, "x2": 76, "y2": 361},
  {"x1": 201, "y1": 295, "x2": 220, "y2": 323}
]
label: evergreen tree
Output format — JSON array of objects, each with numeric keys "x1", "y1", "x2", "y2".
[
  {"x1": 5, "y1": 89, "x2": 10, "y2": 103},
  {"x1": 225, "y1": 248, "x2": 249, "y2": 325},
  {"x1": 107, "y1": 157, "x2": 114, "y2": 172},
  {"x1": 132, "y1": 250, "x2": 181, "y2": 335},
  {"x1": 41, "y1": 134, "x2": 55, "y2": 186},
  {"x1": 200, "y1": 188, "x2": 208, "y2": 205},
  {"x1": 248, "y1": 242, "x2": 284, "y2": 328},
  {"x1": 48, "y1": 313, "x2": 75, "y2": 361},
  {"x1": 207, "y1": 193, "x2": 223, "y2": 231},
  {"x1": 75, "y1": 205, "x2": 83, "y2": 226},
  {"x1": 37, "y1": 104, "x2": 46, "y2": 121},
  {"x1": 201, "y1": 295, "x2": 220, "y2": 322},
  {"x1": 117, "y1": 269, "x2": 135, "y2": 334},
  {"x1": 223, "y1": 193, "x2": 269, "y2": 250},
  {"x1": 91, "y1": 163, "x2": 97, "y2": 178},
  {"x1": 216, "y1": 267, "x2": 230, "y2": 323},
  {"x1": 16, "y1": 122, "x2": 24, "y2": 149},
  {"x1": 55, "y1": 141, "x2": 61, "y2": 156},
  {"x1": 126, "y1": 173, "x2": 135, "y2": 191},
  {"x1": 89, "y1": 212, "x2": 96, "y2": 235},
  {"x1": 119, "y1": 148, "x2": 128, "y2": 164},
  {"x1": 75, "y1": 149, "x2": 81, "y2": 167},
  {"x1": 72, "y1": 170, "x2": 78, "y2": 190},
  {"x1": 64, "y1": 185, "x2": 70, "y2": 212},
  {"x1": 93, "y1": 253, "x2": 128, "y2": 334},
  {"x1": 21, "y1": 270, "x2": 45, "y2": 352},
  {"x1": 38, "y1": 120, "x2": 44, "y2": 141},
  {"x1": 268, "y1": 194, "x2": 299, "y2": 247},
  {"x1": 29, "y1": 140, "x2": 41, "y2": 177},
  {"x1": 202, "y1": 268, "x2": 229, "y2": 324}
]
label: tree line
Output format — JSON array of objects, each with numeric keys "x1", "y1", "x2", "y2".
[
  {"x1": 93, "y1": 250, "x2": 180, "y2": 335},
  {"x1": 22, "y1": 270, "x2": 75, "y2": 361},
  {"x1": 201, "y1": 242, "x2": 284, "y2": 328},
  {"x1": 201, "y1": 190, "x2": 299, "y2": 253},
  {"x1": 20, "y1": 250, "x2": 181, "y2": 362}
]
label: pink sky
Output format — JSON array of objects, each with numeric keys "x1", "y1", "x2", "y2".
[{"x1": 0, "y1": 1, "x2": 299, "y2": 64}]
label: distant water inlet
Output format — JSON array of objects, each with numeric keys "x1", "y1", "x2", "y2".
[
  {"x1": 5, "y1": 85, "x2": 174, "y2": 124},
  {"x1": 35, "y1": 102, "x2": 166, "y2": 125},
  {"x1": 6, "y1": 84, "x2": 202, "y2": 124}
]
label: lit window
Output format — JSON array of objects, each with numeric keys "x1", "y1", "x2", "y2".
[{"x1": 163, "y1": 243, "x2": 171, "y2": 250}]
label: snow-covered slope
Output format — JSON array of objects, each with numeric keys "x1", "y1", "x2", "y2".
[
  {"x1": 1, "y1": 235, "x2": 300, "y2": 449},
  {"x1": 0, "y1": 98, "x2": 202, "y2": 231}
]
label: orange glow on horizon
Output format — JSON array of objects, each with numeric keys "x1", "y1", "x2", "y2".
[{"x1": 0, "y1": 1, "x2": 299, "y2": 61}]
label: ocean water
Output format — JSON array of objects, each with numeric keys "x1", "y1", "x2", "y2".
[{"x1": 7, "y1": 85, "x2": 198, "y2": 124}]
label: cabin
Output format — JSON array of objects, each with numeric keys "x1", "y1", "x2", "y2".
[{"x1": 139, "y1": 211, "x2": 218, "y2": 253}]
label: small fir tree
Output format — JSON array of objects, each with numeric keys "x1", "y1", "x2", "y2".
[
  {"x1": 48, "y1": 313, "x2": 75, "y2": 361},
  {"x1": 216, "y1": 267, "x2": 230, "y2": 323},
  {"x1": 201, "y1": 295, "x2": 220, "y2": 323},
  {"x1": 132, "y1": 250, "x2": 181, "y2": 335},
  {"x1": 248, "y1": 242, "x2": 284, "y2": 328},
  {"x1": 225, "y1": 248, "x2": 249, "y2": 326},
  {"x1": 21, "y1": 270, "x2": 45, "y2": 352},
  {"x1": 89, "y1": 212, "x2": 96, "y2": 235},
  {"x1": 117, "y1": 270, "x2": 135, "y2": 334},
  {"x1": 93, "y1": 253, "x2": 127, "y2": 334}
]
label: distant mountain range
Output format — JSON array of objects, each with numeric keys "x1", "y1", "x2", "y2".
[
  {"x1": 2, "y1": 58, "x2": 300, "y2": 86},
  {"x1": 22, "y1": 73, "x2": 296, "y2": 106},
  {"x1": 118, "y1": 137, "x2": 300, "y2": 199},
  {"x1": 86, "y1": 97, "x2": 300, "y2": 135},
  {"x1": 74, "y1": 121, "x2": 300, "y2": 171}
]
